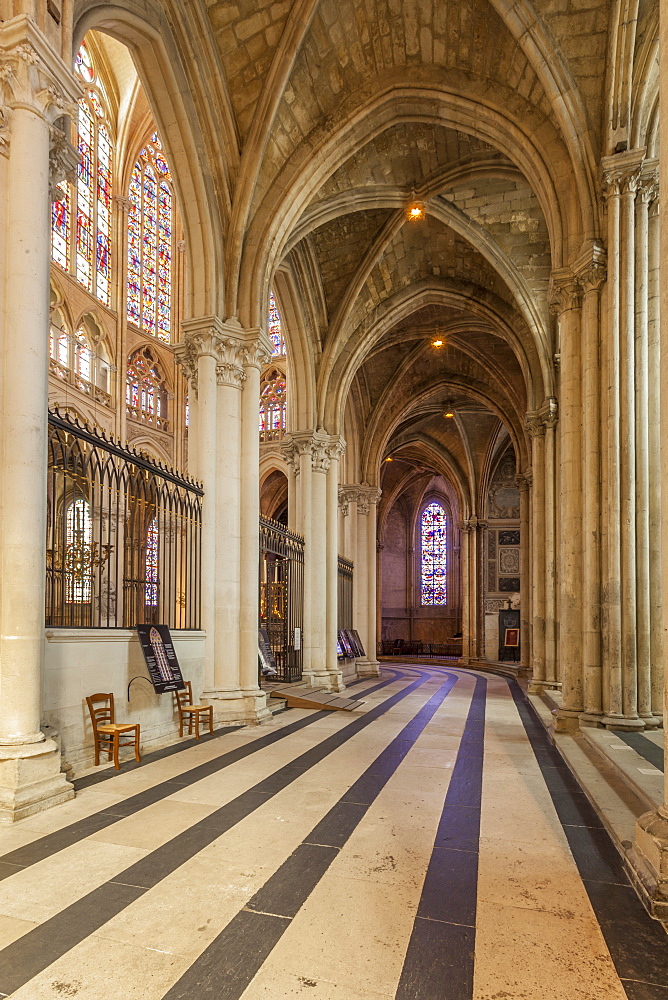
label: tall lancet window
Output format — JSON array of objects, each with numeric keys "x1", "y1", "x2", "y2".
[
  {"x1": 65, "y1": 498, "x2": 93, "y2": 604},
  {"x1": 259, "y1": 368, "x2": 287, "y2": 442},
  {"x1": 268, "y1": 290, "x2": 285, "y2": 356},
  {"x1": 145, "y1": 517, "x2": 159, "y2": 607},
  {"x1": 51, "y1": 41, "x2": 113, "y2": 306},
  {"x1": 420, "y1": 502, "x2": 447, "y2": 605},
  {"x1": 127, "y1": 132, "x2": 173, "y2": 342}
]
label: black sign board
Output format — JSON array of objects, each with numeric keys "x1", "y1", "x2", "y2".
[
  {"x1": 136, "y1": 624, "x2": 186, "y2": 693},
  {"x1": 351, "y1": 629, "x2": 366, "y2": 657},
  {"x1": 338, "y1": 630, "x2": 355, "y2": 658},
  {"x1": 258, "y1": 628, "x2": 278, "y2": 677}
]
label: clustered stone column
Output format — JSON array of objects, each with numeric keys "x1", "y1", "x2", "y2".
[
  {"x1": 0, "y1": 17, "x2": 80, "y2": 820},
  {"x1": 338, "y1": 483, "x2": 381, "y2": 675},
  {"x1": 175, "y1": 318, "x2": 271, "y2": 723},
  {"x1": 599, "y1": 152, "x2": 661, "y2": 729},
  {"x1": 459, "y1": 516, "x2": 485, "y2": 662},
  {"x1": 628, "y1": 10, "x2": 668, "y2": 920},
  {"x1": 516, "y1": 473, "x2": 532, "y2": 670},
  {"x1": 284, "y1": 432, "x2": 346, "y2": 690}
]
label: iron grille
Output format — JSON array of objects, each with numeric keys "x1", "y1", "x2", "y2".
[
  {"x1": 46, "y1": 408, "x2": 202, "y2": 629},
  {"x1": 259, "y1": 515, "x2": 304, "y2": 682}
]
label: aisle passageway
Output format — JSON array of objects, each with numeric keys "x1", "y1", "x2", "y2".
[{"x1": 0, "y1": 666, "x2": 665, "y2": 999}]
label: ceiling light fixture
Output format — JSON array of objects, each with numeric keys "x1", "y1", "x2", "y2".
[
  {"x1": 385, "y1": 456, "x2": 393, "y2": 462},
  {"x1": 444, "y1": 411, "x2": 455, "y2": 419},
  {"x1": 406, "y1": 200, "x2": 425, "y2": 222},
  {"x1": 431, "y1": 338, "x2": 444, "y2": 348}
]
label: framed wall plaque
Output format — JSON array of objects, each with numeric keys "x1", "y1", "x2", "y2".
[{"x1": 136, "y1": 624, "x2": 186, "y2": 693}]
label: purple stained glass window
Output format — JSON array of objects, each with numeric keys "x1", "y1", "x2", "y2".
[{"x1": 421, "y1": 502, "x2": 447, "y2": 605}]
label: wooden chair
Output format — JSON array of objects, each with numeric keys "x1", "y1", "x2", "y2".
[
  {"x1": 175, "y1": 681, "x2": 214, "y2": 740},
  {"x1": 86, "y1": 693, "x2": 141, "y2": 770}
]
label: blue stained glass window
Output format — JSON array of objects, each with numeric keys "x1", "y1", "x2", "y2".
[{"x1": 420, "y1": 502, "x2": 447, "y2": 605}]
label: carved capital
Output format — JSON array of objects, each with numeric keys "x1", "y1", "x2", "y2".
[
  {"x1": 338, "y1": 486, "x2": 360, "y2": 516},
  {"x1": 49, "y1": 119, "x2": 78, "y2": 201},
  {"x1": 216, "y1": 337, "x2": 247, "y2": 389},
  {"x1": 355, "y1": 483, "x2": 382, "y2": 515},
  {"x1": 0, "y1": 25, "x2": 80, "y2": 126},
  {"x1": 601, "y1": 148, "x2": 646, "y2": 200},
  {"x1": 173, "y1": 341, "x2": 199, "y2": 396},
  {"x1": 525, "y1": 411, "x2": 546, "y2": 438},
  {"x1": 572, "y1": 239, "x2": 607, "y2": 293},
  {"x1": 549, "y1": 269, "x2": 582, "y2": 315},
  {"x1": 311, "y1": 440, "x2": 331, "y2": 473},
  {"x1": 516, "y1": 472, "x2": 532, "y2": 492},
  {"x1": 114, "y1": 194, "x2": 131, "y2": 212}
]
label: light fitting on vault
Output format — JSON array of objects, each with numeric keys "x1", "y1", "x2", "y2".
[{"x1": 405, "y1": 200, "x2": 425, "y2": 222}]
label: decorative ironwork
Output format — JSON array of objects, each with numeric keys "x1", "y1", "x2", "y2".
[
  {"x1": 259, "y1": 516, "x2": 304, "y2": 682},
  {"x1": 46, "y1": 408, "x2": 202, "y2": 629}
]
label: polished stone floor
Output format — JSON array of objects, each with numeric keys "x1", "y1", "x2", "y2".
[{"x1": 0, "y1": 665, "x2": 666, "y2": 999}]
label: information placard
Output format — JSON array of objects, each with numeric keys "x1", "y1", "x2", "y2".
[
  {"x1": 350, "y1": 629, "x2": 366, "y2": 657},
  {"x1": 136, "y1": 624, "x2": 186, "y2": 693},
  {"x1": 258, "y1": 628, "x2": 278, "y2": 677}
]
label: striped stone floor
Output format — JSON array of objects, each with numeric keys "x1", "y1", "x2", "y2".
[{"x1": 0, "y1": 665, "x2": 666, "y2": 999}]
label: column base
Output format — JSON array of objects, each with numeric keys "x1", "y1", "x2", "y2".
[
  {"x1": 552, "y1": 708, "x2": 582, "y2": 733},
  {"x1": 528, "y1": 679, "x2": 561, "y2": 694},
  {"x1": 599, "y1": 713, "x2": 647, "y2": 731},
  {"x1": 627, "y1": 809, "x2": 668, "y2": 925},
  {"x1": 578, "y1": 712, "x2": 605, "y2": 727},
  {"x1": 0, "y1": 738, "x2": 74, "y2": 824},
  {"x1": 302, "y1": 669, "x2": 345, "y2": 692},
  {"x1": 203, "y1": 688, "x2": 272, "y2": 725},
  {"x1": 355, "y1": 658, "x2": 380, "y2": 678},
  {"x1": 640, "y1": 715, "x2": 663, "y2": 730}
]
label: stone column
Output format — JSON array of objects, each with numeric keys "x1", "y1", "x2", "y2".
[
  {"x1": 647, "y1": 191, "x2": 662, "y2": 718},
  {"x1": 516, "y1": 473, "x2": 531, "y2": 670},
  {"x1": 113, "y1": 195, "x2": 130, "y2": 443},
  {"x1": 551, "y1": 273, "x2": 584, "y2": 729},
  {"x1": 578, "y1": 247, "x2": 606, "y2": 724},
  {"x1": 461, "y1": 517, "x2": 484, "y2": 662},
  {"x1": 238, "y1": 330, "x2": 272, "y2": 719},
  {"x1": 357, "y1": 485, "x2": 382, "y2": 675},
  {"x1": 175, "y1": 321, "x2": 221, "y2": 692},
  {"x1": 325, "y1": 438, "x2": 345, "y2": 682},
  {"x1": 526, "y1": 414, "x2": 546, "y2": 689},
  {"x1": 635, "y1": 168, "x2": 660, "y2": 726},
  {"x1": 601, "y1": 151, "x2": 646, "y2": 728},
  {"x1": 211, "y1": 332, "x2": 244, "y2": 708},
  {"x1": 0, "y1": 19, "x2": 80, "y2": 820},
  {"x1": 459, "y1": 521, "x2": 472, "y2": 660},
  {"x1": 629, "y1": 11, "x2": 668, "y2": 913},
  {"x1": 543, "y1": 402, "x2": 559, "y2": 687},
  {"x1": 307, "y1": 435, "x2": 331, "y2": 686}
]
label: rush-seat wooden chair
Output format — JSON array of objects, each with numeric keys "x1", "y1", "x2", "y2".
[
  {"x1": 175, "y1": 681, "x2": 214, "y2": 740},
  {"x1": 86, "y1": 693, "x2": 141, "y2": 770}
]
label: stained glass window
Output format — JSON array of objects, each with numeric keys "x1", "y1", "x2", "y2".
[
  {"x1": 74, "y1": 329, "x2": 92, "y2": 385},
  {"x1": 268, "y1": 290, "x2": 285, "y2": 356},
  {"x1": 259, "y1": 368, "x2": 287, "y2": 442},
  {"x1": 52, "y1": 44, "x2": 113, "y2": 306},
  {"x1": 51, "y1": 183, "x2": 71, "y2": 269},
  {"x1": 65, "y1": 498, "x2": 92, "y2": 603},
  {"x1": 420, "y1": 502, "x2": 447, "y2": 605},
  {"x1": 127, "y1": 132, "x2": 173, "y2": 342},
  {"x1": 145, "y1": 517, "x2": 159, "y2": 607},
  {"x1": 126, "y1": 346, "x2": 168, "y2": 426}
]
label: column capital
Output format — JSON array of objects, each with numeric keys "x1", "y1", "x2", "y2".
[
  {"x1": 0, "y1": 17, "x2": 81, "y2": 123},
  {"x1": 516, "y1": 471, "x2": 532, "y2": 491},
  {"x1": 461, "y1": 516, "x2": 487, "y2": 532},
  {"x1": 601, "y1": 147, "x2": 646, "y2": 198},
  {"x1": 114, "y1": 194, "x2": 131, "y2": 212},
  {"x1": 637, "y1": 158, "x2": 659, "y2": 204},
  {"x1": 572, "y1": 239, "x2": 607, "y2": 292},
  {"x1": 338, "y1": 485, "x2": 359, "y2": 516},
  {"x1": 549, "y1": 269, "x2": 583, "y2": 314},
  {"x1": 48, "y1": 119, "x2": 78, "y2": 200},
  {"x1": 525, "y1": 411, "x2": 546, "y2": 437}
]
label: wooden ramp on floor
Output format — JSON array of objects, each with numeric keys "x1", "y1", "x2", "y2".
[{"x1": 268, "y1": 683, "x2": 364, "y2": 712}]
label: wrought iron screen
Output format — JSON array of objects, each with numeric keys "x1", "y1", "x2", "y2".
[
  {"x1": 337, "y1": 556, "x2": 354, "y2": 630},
  {"x1": 46, "y1": 409, "x2": 202, "y2": 629},
  {"x1": 259, "y1": 516, "x2": 304, "y2": 682}
]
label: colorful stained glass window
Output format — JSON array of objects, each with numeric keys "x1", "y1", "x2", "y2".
[
  {"x1": 127, "y1": 133, "x2": 173, "y2": 342},
  {"x1": 74, "y1": 329, "x2": 92, "y2": 384},
  {"x1": 126, "y1": 346, "x2": 168, "y2": 425},
  {"x1": 51, "y1": 183, "x2": 71, "y2": 269},
  {"x1": 259, "y1": 368, "x2": 287, "y2": 441},
  {"x1": 145, "y1": 517, "x2": 159, "y2": 607},
  {"x1": 75, "y1": 41, "x2": 94, "y2": 83},
  {"x1": 65, "y1": 498, "x2": 92, "y2": 603},
  {"x1": 420, "y1": 502, "x2": 447, "y2": 605},
  {"x1": 268, "y1": 290, "x2": 285, "y2": 356},
  {"x1": 52, "y1": 46, "x2": 113, "y2": 306}
]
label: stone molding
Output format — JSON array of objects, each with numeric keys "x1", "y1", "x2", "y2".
[{"x1": 176, "y1": 318, "x2": 270, "y2": 395}]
